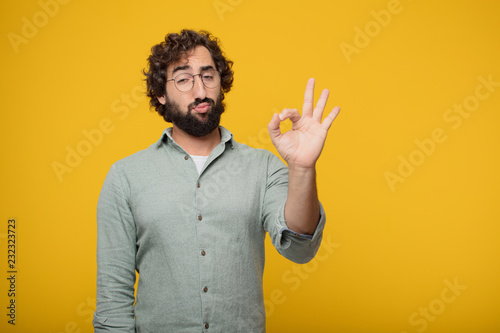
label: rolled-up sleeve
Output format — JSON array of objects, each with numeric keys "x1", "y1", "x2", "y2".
[
  {"x1": 94, "y1": 163, "x2": 136, "y2": 332},
  {"x1": 261, "y1": 153, "x2": 325, "y2": 264}
]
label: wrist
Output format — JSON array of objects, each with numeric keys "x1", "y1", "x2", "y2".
[{"x1": 287, "y1": 163, "x2": 317, "y2": 174}]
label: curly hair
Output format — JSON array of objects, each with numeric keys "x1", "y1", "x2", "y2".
[{"x1": 143, "y1": 30, "x2": 234, "y2": 121}]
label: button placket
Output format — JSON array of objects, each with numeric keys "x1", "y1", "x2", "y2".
[
  {"x1": 196, "y1": 176, "x2": 211, "y2": 330},
  {"x1": 196, "y1": 180, "x2": 202, "y2": 221}
]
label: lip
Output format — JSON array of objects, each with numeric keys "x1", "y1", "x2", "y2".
[{"x1": 193, "y1": 103, "x2": 210, "y2": 113}]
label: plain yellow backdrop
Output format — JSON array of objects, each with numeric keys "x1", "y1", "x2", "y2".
[{"x1": 1, "y1": 0, "x2": 499, "y2": 332}]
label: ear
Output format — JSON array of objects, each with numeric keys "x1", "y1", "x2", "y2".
[{"x1": 157, "y1": 95, "x2": 166, "y2": 105}]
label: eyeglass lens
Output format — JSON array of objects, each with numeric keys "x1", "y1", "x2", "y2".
[{"x1": 174, "y1": 69, "x2": 220, "y2": 91}]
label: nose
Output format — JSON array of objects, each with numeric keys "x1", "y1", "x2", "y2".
[{"x1": 191, "y1": 74, "x2": 207, "y2": 100}]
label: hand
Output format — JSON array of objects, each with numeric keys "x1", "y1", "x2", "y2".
[{"x1": 267, "y1": 78, "x2": 341, "y2": 169}]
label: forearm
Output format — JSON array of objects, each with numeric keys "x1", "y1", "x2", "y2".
[{"x1": 284, "y1": 165, "x2": 320, "y2": 235}]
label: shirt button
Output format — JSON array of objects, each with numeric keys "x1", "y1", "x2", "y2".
[
  {"x1": 204, "y1": 323, "x2": 209, "y2": 329},
  {"x1": 203, "y1": 286, "x2": 208, "y2": 293},
  {"x1": 198, "y1": 215, "x2": 202, "y2": 221},
  {"x1": 201, "y1": 250, "x2": 206, "y2": 256},
  {"x1": 184, "y1": 155, "x2": 189, "y2": 160},
  {"x1": 197, "y1": 182, "x2": 201, "y2": 188}
]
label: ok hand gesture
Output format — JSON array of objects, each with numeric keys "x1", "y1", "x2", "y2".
[{"x1": 267, "y1": 78, "x2": 341, "y2": 169}]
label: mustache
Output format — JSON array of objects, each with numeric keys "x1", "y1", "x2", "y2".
[{"x1": 189, "y1": 98, "x2": 215, "y2": 110}]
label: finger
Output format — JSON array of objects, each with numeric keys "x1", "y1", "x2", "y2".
[
  {"x1": 302, "y1": 78, "x2": 315, "y2": 117},
  {"x1": 267, "y1": 113, "x2": 282, "y2": 144},
  {"x1": 312, "y1": 89, "x2": 330, "y2": 122},
  {"x1": 321, "y1": 106, "x2": 341, "y2": 130},
  {"x1": 279, "y1": 108, "x2": 301, "y2": 124}
]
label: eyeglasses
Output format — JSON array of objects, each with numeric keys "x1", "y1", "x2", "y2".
[{"x1": 167, "y1": 69, "x2": 221, "y2": 92}]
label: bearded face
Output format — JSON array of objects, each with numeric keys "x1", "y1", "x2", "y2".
[{"x1": 163, "y1": 95, "x2": 225, "y2": 137}]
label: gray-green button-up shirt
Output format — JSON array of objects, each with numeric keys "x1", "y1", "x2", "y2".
[{"x1": 93, "y1": 126, "x2": 326, "y2": 332}]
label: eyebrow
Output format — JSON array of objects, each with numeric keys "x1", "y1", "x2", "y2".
[
  {"x1": 171, "y1": 64, "x2": 216, "y2": 75},
  {"x1": 171, "y1": 65, "x2": 190, "y2": 75},
  {"x1": 200, "y1": 65, "x2": 216, "y2": 72}
]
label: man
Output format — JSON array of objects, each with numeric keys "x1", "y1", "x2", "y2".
[{"x1": 94, "y1": 29, "x2": 340, "y2": 332}]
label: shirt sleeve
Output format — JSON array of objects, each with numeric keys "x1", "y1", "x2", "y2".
[
  {"x1": 93, "y1": 163, "x2": 136, "y2": 332},
  {"x1": 261, "y1": 153, "x2": 326, "y2": 264}
]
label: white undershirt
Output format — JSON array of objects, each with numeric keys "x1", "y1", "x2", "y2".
[{"x1": 190, "y1": 155, "x2": 209, "y2": 174}]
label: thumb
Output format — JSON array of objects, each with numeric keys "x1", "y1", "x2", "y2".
[{"x1": 267, "y1": 113, "x2": 282, "y2": 144}]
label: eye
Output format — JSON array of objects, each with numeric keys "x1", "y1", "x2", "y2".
[{"x1": 176, "y1": 75, "x2": 191, "y2": 86}]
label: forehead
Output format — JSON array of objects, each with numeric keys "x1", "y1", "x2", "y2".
[{"x1": 167, "y1": 46, "x2": 215, "y2": 76}]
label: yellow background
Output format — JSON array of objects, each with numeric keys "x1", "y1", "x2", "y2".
[{"x1": 1, "y1": 0, "x2": 499, "y2": 332}]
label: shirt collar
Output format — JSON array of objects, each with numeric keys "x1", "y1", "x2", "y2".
[{"x1": 156, "y1": 126, "x2": 234, "y2": 149}]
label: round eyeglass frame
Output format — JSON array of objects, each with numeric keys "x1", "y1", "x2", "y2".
[{"x1": 167, "y1": 71, "x2": 221, "y2": 92}]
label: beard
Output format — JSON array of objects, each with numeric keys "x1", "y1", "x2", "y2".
[{"x1": 163, "y1": 95, "x2": 225, "y2": 137}]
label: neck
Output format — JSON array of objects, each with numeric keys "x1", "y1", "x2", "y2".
[{"x1": 171, "y1": 125, "x2": 221, "y2": 156}]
